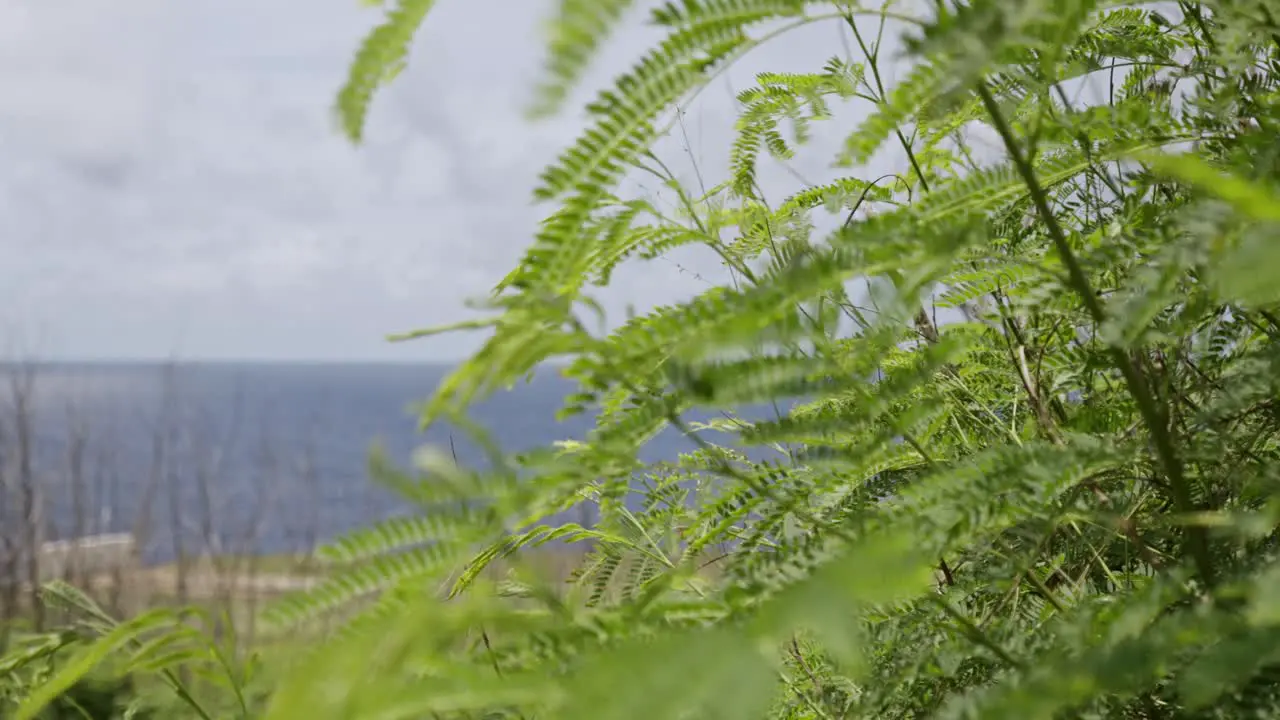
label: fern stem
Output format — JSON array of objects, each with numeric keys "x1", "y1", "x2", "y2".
[
  {"x1": 933, "y1": 596, "x2": 1024, "y2": 670},
  {"x1": 845, "y1": 14, "x2": 931, "y2": 193},
  {"x1": 653, "y1": 10, "x2": 928, "y2": 140},
  {"x1": 973, "y1": 79, "x2": 1216, "y2": 588},
  {"x1": 639, "y1": 151, "x2": 756, "y2": 286},
  {"x1": 160, "y1": 668, "x2": 217, "y2": 720},
  {"x1": 788, "y1": 636, "x2": 832, "y2": 717}
]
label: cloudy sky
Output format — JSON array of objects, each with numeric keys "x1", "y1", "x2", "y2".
[{"x1": 0, "y1": 0, "x2": 920, "y2": 362}]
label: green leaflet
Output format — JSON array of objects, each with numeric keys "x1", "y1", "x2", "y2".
[
  {"x1": 17, "y1": 1, "x2": 1280, "y2": 718},
  {"x1": 1140, "y1": 151, "x2": 1280, "y2": 306},
  {"x1": 1140, "y1": 151, "x2": 1280, "y2": 222},
  {"x1": 335, "y1": 0, "x2": 438, "y2": 143}
]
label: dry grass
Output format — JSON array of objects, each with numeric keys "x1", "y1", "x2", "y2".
[{"x1": 9, "y1": 543, "x2": 732, "y2": 649}]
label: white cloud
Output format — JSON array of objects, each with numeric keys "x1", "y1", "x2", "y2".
[{"x1": 0, "y1": 0, "x2": 917, "y2": 361}]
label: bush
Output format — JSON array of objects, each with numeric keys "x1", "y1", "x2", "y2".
[{"x1": 8, "y1": 1, "x2": 1280, "y2": 718}]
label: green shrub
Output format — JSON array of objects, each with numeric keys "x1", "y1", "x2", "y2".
[{"x1": 9, "y1": 0, "x2": 1280, "y2": 718}]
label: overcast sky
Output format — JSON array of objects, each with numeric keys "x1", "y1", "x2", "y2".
[{"x1": 0, "y1": 0, "x2": 922, "y2": 362}]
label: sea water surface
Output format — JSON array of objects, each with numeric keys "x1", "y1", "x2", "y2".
[{"x1": 0, "y1": 362, "x2": 780, "y2": 563}]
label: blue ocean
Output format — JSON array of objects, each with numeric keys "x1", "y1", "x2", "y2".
[{"x1": 2, "y1": 362, "x2": 774, "y2": 563}]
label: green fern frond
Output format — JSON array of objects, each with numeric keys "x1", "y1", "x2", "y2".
[
  {"x1": 650, "y1": 0, "x2": 805, "y2": 29},
  {"x1": 838, "y1": 60, "x2": 946, "y2": 167},
  {"x1": 264, "y1": 542, "x2": 467, "y2": 628},
  {"x1": 317, "y1": 512, "x2": 483, "y2": 564},
  {"x1": 335, "y1": 0, "x2": 438, "y2": 143},
  {"x1": 75, "y1": 2, "x2": 1280, "y2": 718},
  {"x1": 529, "y1": 0, "x2": 638, "y2": 118},
  {"x1": 534, "y1": 23, "x2": 749, "y2": 202}
]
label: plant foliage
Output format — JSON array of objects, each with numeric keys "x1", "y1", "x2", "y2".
[{"x1": 10, "y1": 0, "x2": 1280, "y2": 717}]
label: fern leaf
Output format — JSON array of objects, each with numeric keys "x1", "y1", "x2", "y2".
[{"x1": 335, "y1": 0, "x2": 438, "y2": 142}]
